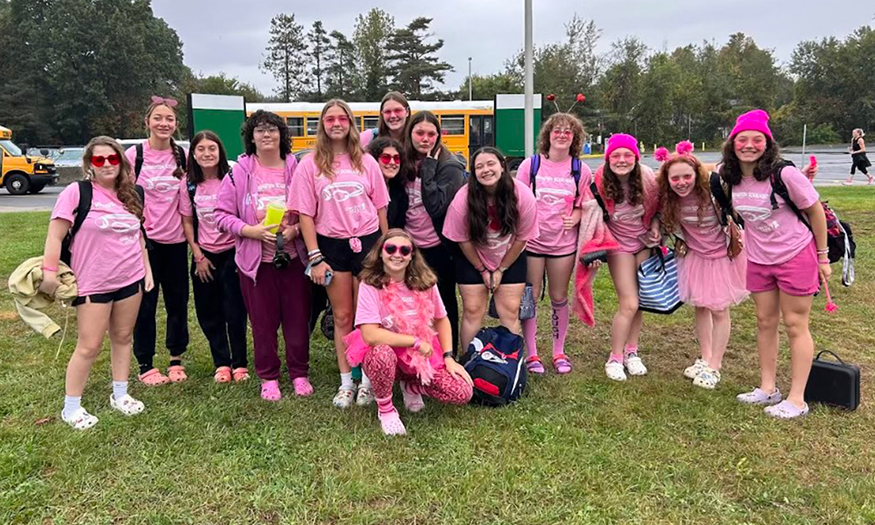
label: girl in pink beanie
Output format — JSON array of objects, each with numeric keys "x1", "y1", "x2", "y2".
[
  {"x1": 585, "y1": 133, "x2": 662, "y2": 382},
  {"x1": 720, "y1": 109, "x2": 831, "y2": 419}
]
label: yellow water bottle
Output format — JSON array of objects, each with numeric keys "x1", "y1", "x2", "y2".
[{"x1": 264, "y1": 201, "x2": 285, "y2": 234}]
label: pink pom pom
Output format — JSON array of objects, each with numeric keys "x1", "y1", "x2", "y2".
[
  {"x1": 826, "y1": 301, "x2": 838, "y2": 313},
  {"x1": 676, "y1": 140, "x2": 694, "y2": 156},
  {"x1": 654, "y1": 147, "x2": 670, "y2": 162}
]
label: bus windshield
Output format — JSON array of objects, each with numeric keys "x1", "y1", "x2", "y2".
[{"x1": 0, "y1": 140, "x2": 23, "y2": 156}]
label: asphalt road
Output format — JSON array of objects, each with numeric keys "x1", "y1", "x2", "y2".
[{"x1": 0, "y1": 148, "x2": 868, "y2": 213}]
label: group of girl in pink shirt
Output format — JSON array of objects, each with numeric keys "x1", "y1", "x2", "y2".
[{"x1": 44, "y1": 93, "x2": 830, "y2": 432}]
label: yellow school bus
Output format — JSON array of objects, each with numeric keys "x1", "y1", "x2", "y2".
[{"x1": 246, "y1": 101, "x2": 495, "y2": 162}]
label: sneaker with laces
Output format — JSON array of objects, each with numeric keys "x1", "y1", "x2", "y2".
[
  {"x1": 624, "y1": 353, "x2": 648, "y2": 376},
  {"x1": 605, "y1": 360, "x2": 627, "y2": 381},
  {"x1": 355, "y1": 384, "x2": 374, "y2": 406},
  {"x1": 736, "y1": 387, "x2": 782, "y2": 405},
  {"x1": 683, "y1": 358, "x2": 707, "y2": 379},
  {"x1": 332, "y1": 387, "x2": 355, "y2": 409}
]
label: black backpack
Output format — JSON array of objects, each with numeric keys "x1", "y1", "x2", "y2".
[
  {"x1": 60, "y1": 181, "x2": 145, "y2": 264},
  {"x1": 461, "y1": 326, "x2": 527, "y2": 407}
]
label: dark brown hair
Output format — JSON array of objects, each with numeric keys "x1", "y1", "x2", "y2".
[
  {"x1": 377, "y1": 91, "x2": 410, "y2": 138},
  {"x1": 241, "y1": 110, "x2": 292, "y2": 159},
  {"x1": 359, "y1": 229, "x2": 437, "y2": 291},
  {"x1": 467, "y1": 147, "x2": 518, "y2": 245},
  {"x1": 603, "y1": 161, "x2": 643, "y2": 206},
  {"x1": 719, "y1": 134, "x2": 782, "y2": 185},
  {"x1": 402, "y1": 111, "x2": 452, "y2": 181},
  {"x1": 187, "y1": 131, "x2": 231, "y2": 185}
]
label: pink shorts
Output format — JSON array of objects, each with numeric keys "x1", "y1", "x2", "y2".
[{"x1": 746, "y1": 241, "x2": 819, "y2": 296}]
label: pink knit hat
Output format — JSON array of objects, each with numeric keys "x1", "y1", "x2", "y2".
[
  {"x1": 730, "y1": 109, "x2": 773, "y2": 141},
  {"x1": 605, "y1": 133, "x2": 640, "y2": 160}
]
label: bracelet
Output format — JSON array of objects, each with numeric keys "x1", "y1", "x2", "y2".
[
  {"x1": 41, "y1": 265, "x2": 58, "y2": 272},
  {"x1": 818, "y1": 257, "x2": 830, "y2": 264},
  {"x1": 309, "y1": 256, "x2": 325, "y2": 267},
  {"x1": 442, "y1": 351, "x2": 454, "y2": 360},
  {"x1": 498, "y1": 266, "x2": 509, "y2": 273},
  {"x1": 308, "y1": 253, "x2": 323, "y2": 262},
  {"x1": 816, "y1": 248, "x2": 829, "y2": 254},
  {"x1": 307, "y1": 249, "x2": 321, "y2": 257},
  {"x1": 194, "y1": 254, "x2": 205, "y2": 263},
  {"x1": 412, "y1": 337, "x2": 422, "y2": 351},
  {"x1": 476, "y1": 265, "x2": 487, "y2": 273}
]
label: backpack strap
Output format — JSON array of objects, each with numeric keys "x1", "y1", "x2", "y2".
[
  {"x1": 134, "y1": 143, "x2": 144, "y2": 181},
  {"x1": 175, "y1": 143, "x2": 187, "y2": 172},
  {"x1": 571, "y1": 157, "x2": 582, "y2": 201},
  {"x1": 70, "y1": 180, "x2": 93, "y2": 239},
  {"x1": 709, "y1": 171, "x2": 741, "y2": 228},
  {"x1": 529, "y1": 154, "x2": 541, "y2": 196},
  {"x1": 769, "y1": 161, "x2": 813, "y2": 232},
  {"x1": 187, "y1": 181, "x2": 199, "y2": 243},
  {"x1": 589, "y1": 181, "x2": 610, "y2": 223}
]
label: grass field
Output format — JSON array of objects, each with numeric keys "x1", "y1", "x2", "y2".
[{"x1": 1, "y1": 187, "x2": 874, "y2": 524}]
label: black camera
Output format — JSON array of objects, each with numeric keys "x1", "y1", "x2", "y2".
[{"x1": 273, "y1": 232, "x2": 291, "y2": 270}]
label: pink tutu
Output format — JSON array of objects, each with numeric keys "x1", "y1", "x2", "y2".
[
  {"x1": 344, "y1": 329, "x2": 444, "y2": 385},
  {"x1": 677, "y1": 250, "x2": 749, "y2": 310}
]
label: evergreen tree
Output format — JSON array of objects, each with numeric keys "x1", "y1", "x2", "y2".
[
  {"x1": 325, "y1": 30, "x2": 360, "y2": 99},
  {"x1": 307, "y1": 21, "x2": 330, "y2": 100},
  {"x1": 261, "y1": 13, "x2": 307, "y2": 102},
  {"x1": 386, "y1": 17, "x2": 453, "y2": 98},
  {"x1": 353, "y1": 8, "x2": 395, "y2": 101}
]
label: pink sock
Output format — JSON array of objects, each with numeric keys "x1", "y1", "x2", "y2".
[
  {"x1": 609, "y1": 352, "x2": 623, "y2": 363},
  {"x1": 521, "y1": 315, "x2": 538, "y2": 358},
  {"x1": 375, "y1": 395, "x2": 395, "y2": 415},
  {"x1": 624, "y1": 345, "x2": 639, "y2": 357},
  {"x1": 551, "y1": 300, "x2": 569, "y2": 356}
]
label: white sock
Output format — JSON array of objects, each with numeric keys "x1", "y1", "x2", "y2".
[
  {"x1": 63, "y1": 395, "x2": 82, "y2": 419},
  {"x1": 340, "y1": 372, "x2": 353, "y2": 391},
  {"x1": 360, "y1": 371, "x2": 372, "y2": 389},
  {"x1": 112, "y1": 381, "x2": 128, "y2": 400}
]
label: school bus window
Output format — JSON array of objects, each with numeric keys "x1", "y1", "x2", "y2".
[
  {"x1": 441, "y1": 115, "x2": 465, "y2": 135},
  {"x1": 287, "y1": 117, "x2": 304, "y2": 137},
  {"x1": 363, "y1": 116, "x2": 379, "y2": 131},
  {"x1": 306, "y1": 118, "x2": 318, "y2": 136}
]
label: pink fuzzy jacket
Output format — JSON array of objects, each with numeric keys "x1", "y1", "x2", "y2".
[{"x1": 571, "y1": 164, "x2": 660, "y2": 326}]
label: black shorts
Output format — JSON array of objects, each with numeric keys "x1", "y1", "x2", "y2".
[
  {"x1": 72, "y1": 279, "x2": 143, "y2": 306},
  {"x1": 317, "y1": 230, "x2": 381, "y2": 275},
  {"x1": 525, "y1": 250, "x2": 576, "y2": 259},
  {"x1": 455, "y1": 253, "x2": 527, "y2": 285}
]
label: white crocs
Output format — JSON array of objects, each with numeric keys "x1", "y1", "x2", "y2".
[
  {"x1": 355, "y1": 384, "x2": 374, "y2": 406},
  {"x1": 624, "y1": 354, "x2": 648, "y2": 376},
  {"x1": 683, "y1": 358, "x2": 707, "y2": 379},
  {"x1": 693, "y1": 368, "x2": 721, "y2": 390},
  {"x1": 109, "y1": 394, "x2": 145, "y2": 416},
  {"x1": 62, "y1": 407, "x2": 99, "y2": 430},
  {"x1": 333, "y1": 387, "x2": 355, "y2": 409},
  {"x1": 605, "y1": 360, "x2": 627, "y2": 382}
]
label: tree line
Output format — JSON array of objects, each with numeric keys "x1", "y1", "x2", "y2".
[{"x1": 0, "y1": 1, "x2": 871, "y2": 148}]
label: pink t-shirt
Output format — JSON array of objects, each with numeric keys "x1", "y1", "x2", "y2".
[
  {"x1": 731, "y1": 166, "x2": 819, "y2": 265},
  {"x1": 516, "y1": 155, "x2": 592, "y2": 255},
  {"x1": 605, "y1": 182, "x2": 649, "y2": 254},
  {"x1": 404, "y1": 177, "x2": 441, "y2": 248},
  {"x1": 355, "y1": 281, "x2": 447, "y2": 329},
  {"x1": 125, "y1": 143, "x2": 186, "y2": 244},
  {"x1": 676, "y1": 193, "x2": 725, "y2": 259},
  {"x1": 51, "y1": 182, "x2": 145, "y2": 296},
  {"x1": 251, "y1": 161, "x2": 295, "y2": 263},
  {"x1": 359, "y1": 129, "x2": 376, "y2": 148},
  {"x1": 178, "y1": 178, "x2": 235, "y2": 254},
  {"x1": 442, "y1": 178, "x2": 540, "y2": 271},
  {"x1": 289, "y1": 153, "x2": 389, "y2": 238}
]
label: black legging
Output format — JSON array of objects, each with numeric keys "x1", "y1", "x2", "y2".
[
  {"x1": 851, "y1": 154, "x2": 870, "y2": 175},
  {"x1": 133, "y1": 241, "x2": 189, "y2": 372},
  {"x1": 420, "y1": 244, "x2": 461, "y2": 357}
]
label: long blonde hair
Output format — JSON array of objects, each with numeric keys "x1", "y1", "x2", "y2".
[
  {"x1": 313, "y1": 99, "x2": 364, "y2": 178},
  {"x1": 359, "y1": 229, "x2": 436, "y2": 291},
  {"x1": 81, "y1": 136, "x2": 144, "y2": 222}
]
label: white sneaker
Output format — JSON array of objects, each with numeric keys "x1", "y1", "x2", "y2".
[
  {"x1": 624, "y1": 354, "x2": 648, "y2": 376},
  {"x1": 693, "y1": 368, "x2": 721, "y2": 390},
  {"x1": 61, "y1": 407, "x2": 98, "y2": 430},
  {"x1": 109, "y1": 394, "x2": 145, "y2": 416},
  {"x1": 683, "y1": 358, "x2": 707, "y2": 379},
  {"x1": 355, "y1": 384, "x2": 374, "y2": 406},
  {"x1": 605, "y1": 360, "x2": 627, "y2": 381},
  {"x1": 333, "y1": 387, "x2": 355, "y2": 409}
]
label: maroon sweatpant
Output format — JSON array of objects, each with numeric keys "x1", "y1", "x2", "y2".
[{"x1": 239, "y1": 259, "x2": 311, "y2": 381}]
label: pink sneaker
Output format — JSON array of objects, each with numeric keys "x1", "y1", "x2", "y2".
[
  {"x1": 378, "y1": 409, "x2": 407, "y2": 436},
  {"x1": 292, "y1": 377, "x2": 314, "y2": 397}
]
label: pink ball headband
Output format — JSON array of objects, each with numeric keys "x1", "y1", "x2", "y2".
[{"x1": 655, "y1": 140, "x2": 695, "y2": 163}]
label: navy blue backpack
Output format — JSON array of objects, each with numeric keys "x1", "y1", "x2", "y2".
[{"x1": 462, "y1": 326, "x2": 527, "y2": 407}]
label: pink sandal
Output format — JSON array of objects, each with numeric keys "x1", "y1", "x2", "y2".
[
  {"x1": 232, "y1": 368, "x2": 250, "y2": 382},
  {"x1": 138, "y1": 368, "x2": 169, "y2": 386},
  {"x1": 261, "y1": 380, "x2": 282, "y2": 402},
  {"x1": 526, "y1": 356, "x2": 546, "y2": 375},
  {"x1": 214, "y1": 366, "x2": 232, "y2": 383},
  {"x1": 293, "y1": 377, "x2": 314, "y2": 397},
  {"x1": 167, "y1": 365, "x2": 188, "y2": 383},
  {"x1": 552, "y1": 354, "x2": 573, "y2": 374}
]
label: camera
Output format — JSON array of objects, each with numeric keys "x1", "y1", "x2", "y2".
[{"x1": 273, "y1": 233, "x2": 291, "y2": 270}]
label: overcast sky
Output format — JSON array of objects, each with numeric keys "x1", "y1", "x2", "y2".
[{"x1": 152, "y1": 0, "x2": 871, "y2": 98}]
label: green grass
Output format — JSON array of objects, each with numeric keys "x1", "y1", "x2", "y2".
[{"x1": 2, "y1": 187, "x2": 875, "y2": 524}]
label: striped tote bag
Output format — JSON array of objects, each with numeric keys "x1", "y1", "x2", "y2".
[{"x1": 637, "y1": 247, "x2": 683, "y2": 314}]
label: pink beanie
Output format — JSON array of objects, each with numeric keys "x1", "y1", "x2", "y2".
[
  {"x1": 730, "y1": 109, "x2": 773, "y2": 141},
  {"x1": 605, "y1": 133, "x2": 640, "y2": 160}
]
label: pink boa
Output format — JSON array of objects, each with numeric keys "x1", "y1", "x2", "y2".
[
  {"x1": 344, "y1": 281, "x2": 444, "y2": 385},
  {"x1": 571, "y1": 164, "x2": 660, "y2": 326}
]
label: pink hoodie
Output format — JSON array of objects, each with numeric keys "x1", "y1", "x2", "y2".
[{"x1": 215, "y1": 153, "x2": 305, "y2": 283}]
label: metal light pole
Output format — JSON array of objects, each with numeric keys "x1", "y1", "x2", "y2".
[
  {"x1": 524, "y1": 0, "x2": 534, "y2": 158},
  {"x1": 468, "y1": 57, "x2": 473, "y2": 101}
]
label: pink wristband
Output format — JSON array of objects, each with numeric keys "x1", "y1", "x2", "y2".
[
  {"x1": 41, "y1": 265, "x2": 58, "y2": 272},
  {"x1": 412, "y1": 337, "x2": 422, "y2": 351}
]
